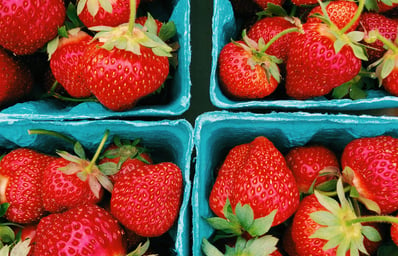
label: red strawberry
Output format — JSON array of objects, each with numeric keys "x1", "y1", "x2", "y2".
[
  {"x1": 306, "y1": 0, "x2": 359, "y2": 32},
  {"x1": 77, "y1": 0, "x2": 139, "y2": 27},
  {"x1": 285, "y1": 144, "x2": 340, "y2": 193},
  {"x1": 0, "y1": 0, "x2": 66, "y2": 55},
  {"x1": 41, "y1": 131, "x2": 113, "y2": 213},
  {"x1": 209, "y1": 143, "x2": 250, "y2": 218},
  {"x1": 231, "y1": 136, "x2": 300, "y2": 226},
  {"x1": 110, "y1": 162, "x2": 183, "y2": 237},
  {"x1": 0, "y1": 148, "x2": 55, "y2": 223},
  {"x1": 49, "y1": 29, "x2": 93, "y2": 98},
  {"x1": 0, "y1": 48, "x2": 33, "y2": 107},
  {"x1": 291, "y1": 0, "x2": 323, "y2": 6},
  {"x1": 99, "y1": 137, "x2": 152, "y2": 184},
  {"x1": 13, "y1": 224, "x2": 37, "y2": 256},
  {"x1": 376, "y1": 1, "x2": 398, "y2": 13},
  {"x1": 357, "y1": 12, "x2": 398, "y2": 62},
  {"x1": 33, "y1": 204, "x2": 126, "y2": 256},
  {"x1": 218, "y1": 39, "x2": 281, "y2": 99},
  {"x1": 247, "y1": 16, "x2": 297, "y2": 62},
  {"x1": 285, "y1": 22, "x2": 363, "y2": 99},
  {"x1": 372, "y1": 47, "x2": 398, "y2": 96},
  {"x1": 341, "y1": 135, "x2": 398, "y2": 214}
]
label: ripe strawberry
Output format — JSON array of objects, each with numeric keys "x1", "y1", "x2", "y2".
[
  {"x1": 209, "y1": 143, "x2": 250, "y2": 218},
  {"x1": 306, "y1": 0, "x2": 359, "y2": 32},
  {"x1": 13, "y1": 224, "x2": 37, "y2": 256},
  {"x1": 247, "y1": 16, "x2": 297, "y2": 62},
  {"x1": 99, "y1": 137, "x2": 152, "y2": 184},
  {"x1": 291, "y1": 0, "x2": 323, "y2": 6},
  {"x1": 218, "y1": 39, "x2": 281, "y2": 99},
  {"x1": 77, "y1": 0, "x2": 139, "y2": 27},
  {"x1": 0, "y1": 0, "x2": 66, "y2": 55},
  {"x1": 230, "y1": 136, "x2": 300, "y2": 226},
  {"x1": 33, "y1": 204, "x2": 126, "y2": 256},
  {"x1": 49, "y1": 29, "x2": 93, "y2": 98},
  {"x1": 357, "y1": 12, "x2": 398, "y2": 62},
  {"x1": 285, "y1": 144, "x2": 340, "y2": 193},
  {"x1": 291, "y1": 192, "x2": 382, "y2": 256},
  {"x1": 0, "y1": 148, "x2": 55, "y2": 223},
  {"x1": 41, "y1": 131, "x2": 113, "y2": 213},
  {"x1": 0, "y1": 48, "x2": 33, "y2": 107},
  {"x1": 375, "y1": 49, "x2": 398, "y2": 96},
  {"x1": 341, "y1": 135, "x2": 398, "y2": 214},
  {"x1": 110, "y1": 162, "x2": 183, "y2": 237},
  {"x1": 285, "y1": 22, "x2": 363, "y2": 99}
]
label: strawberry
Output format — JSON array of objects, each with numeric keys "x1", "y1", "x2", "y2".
[
  {"x1": 291, "y1": 0, "x2": 323, "y2": 7},
  {"x1": 247, "y1": 16, "x2": 297, "y2": 62},
  {"x1": 357, "y1": 12, "x2": 398, "y2": 62},
  {"x1": 230, "y1": 136, "x2": 300, "y2": 226},
  {"x1": 77, "y1": 0, "x2": 139, "y2": 27},
  {"x1": 285, "y1": 22, "x2": 364, "y2": 99},
  {"x1": 285, "y1": 144, "x2": 340, "y2": 193},
  {"x1": 33, "y1": 204, "x2": 126, "y2": 256},
  {"x1": 291, "y1": 190, "x2": 383, "y2": 256},
  {"x1": 341, "y1": 135, "x2": 398, "y2": 214},
  {"x1": 306, "y1": 0, "x2": 360, "y2": 32},
  {"x1": 99, "y1": 136, "x2": 152, "y2": 184},
  {"x1": 0, "y1": 148, "x2": 55, "y2": 223},
  {"x1": 0, "y1": 0, "x2": 66, "y2": 55},
  {"x1": 218, "y1": 37, "x2": 283, "y2": 99},
  {"x1": 0, "y1": 47, "x2": 33, "y2": 107},
  {"x1": 40, "y1": 130, "x2": 113, "y2": 213},
  {"x1": 48, "y1": 28, "x2": 93, "y2": 98},
  {"x1": 110, "y1": 162, "x2": 183, "y2": 237},
  {"x1": 209, "y1": 143, "x2": 250, "y2": 218}
]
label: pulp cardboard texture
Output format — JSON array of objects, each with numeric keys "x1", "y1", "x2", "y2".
[
  {"x1": 0, "y1": 0, "x2": 191, "y2": 120},
  {"x1": 0, "y1": 118, "x2": 193, "y2": 256},
  {"x1": 210, "y1": 0, "x2": 398, "y2": 111},
  {"x1": 192, "y1": 111, "x2": 398, "y2": 256}
]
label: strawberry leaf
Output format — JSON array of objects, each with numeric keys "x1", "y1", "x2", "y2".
[
  {"x1": 142, "y1": 13, "x2": 158, "y2": 35},
  {"x1": 361, "y1": 225, "x2": 381, "y2": 242},
  {"x1": 0, "y1": 226, "x2": 15, "y2": 243},
  {"x1": 201, "y1": 238, "x2": 224, "y2": 256},
  {"x1": 9, "y1": 239, "x2": 31, "y2": 256},
  {"x1": 244, "y1": 235, "x2": 278, "y2": 256},
  {"x1": 0, "y1": 203, "x2": 9, "y2": 217},
  {"x1": 77, "y1": 0, "x2": 87, "y2": 15},
  {"x1": 74, "y1": 142, "x2": 86, "y2": 160},
  {"x1": 98, "y1": 162, "x2": 119, "y2": 175},
  {"x1": 98, "y1": 0, "x2": 113, "y2": 14},
  {"x1": 381, "y1": 56, "x2": 395, "y2": 79},
  {"x1": 87, "y1": 0, "x2": 100, "y2": 17},
  {"x1": 235, "y1": 203, "x2": 254, "y2": 232},
  {"x1": 310, "y1": 211, "x2": 339, "y2": 226},
  {"x1": 248, "y1": 210, "x2": 276, "y2": 237},
  {"x1": 159, "y1": 21, "x2": 177, "y2": 42},
  {"x1": 314, "y1": 190, "x2": 341, "y2": 215}
]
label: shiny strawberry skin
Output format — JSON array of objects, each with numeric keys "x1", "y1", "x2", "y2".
[
  {"x1": 307, "y1": 0, "x2": 359, "y2": 32},
  {"x1": 231, "y1": 136, "x2": 300, "y2": 226},
  {"x1": 357, "y1": 12, "x2": 398, "y2": 62},
  {"x1": 285, "y1": 145, "x2": 339, "y2": 193},
  {"x1": 50, "y1": 30, "x2": 93, "y2": 98},
  {"x1": 341, "y1": 135, "x2": 398, "y2": 214},
  {"x1": 247, "y1": 17, "x2": 296, "y2": 62},
  {"x1": 209, "y1": 143, "x2": 250, "y2": 218},
  {"x1": 0, "y1": 0, "x2": 66, "y2": 55},
  {"x1": 0, "y1": 48, "x2": 33, "y2": 107},
  {"x1": 78, "y1": 0, "x2": 139, "y2": 27},
  {"x1": 285, "y1": 22, "x2": 362, "y2": 99},
  {"x1": 41, "y1": 157, "x2": 103, "y2": 213},
  {"x1": 82, "y1": 42, "x2": 169, "y2": 111},
  {"x1": 218, "y1": 41, "x2": 279, "y2": 99},
  {"x1": 110, "y1": 162, "x2": 183, "y2": 237},
  {"x1": 33, "y1": 204, "x2": 126, "y2": 256},
  {"x1": 0, "y1": 148, "x2": 55, "y2": 224}
]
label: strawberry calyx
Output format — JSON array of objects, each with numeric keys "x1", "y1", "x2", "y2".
[
  {"x1": 56, "y1": 129, "x2": 113, "y2": 198},
  {"x1": 0, "y1": 238, "x2": 31, "y2": 256},
  {"x1": 366, "y1": 31, "x2": 398, "y2": 86},
  {"x1": 88, "y1": 0, "x2": 172, "y2": 57},
  {"x1": 125, "y1": 239, "x2": 155, "y2": 256},
  {"x1": 77, "y1": 0, "x2": 113, "y2": 17}
]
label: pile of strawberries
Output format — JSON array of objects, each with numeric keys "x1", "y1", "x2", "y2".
[
  {"x1": 0, "y1": 129, "x2": 183, "y2": 255},
  {"x1": 218, "y1": 0, "x2": 398, "y2": 101},
  {"x1": 203, "y1": 135, "x2": 398, "y2": 255},
  {"x1": 0, "y1": 0, "x2": 177, "y2": 111}
]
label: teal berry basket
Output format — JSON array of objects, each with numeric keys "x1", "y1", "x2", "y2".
[
  {"x1": 192, "y1": 111, "x2": 398, "y2": 256},
  {"x1": 0, "y1": 118, "x2": 193, "y2": 256},
  {"x1": 210, "y1": 0, "x2": 398, "y2": 111},
  {"x1": 0, "y1": 0, "x2": 191, "y2": 120}
]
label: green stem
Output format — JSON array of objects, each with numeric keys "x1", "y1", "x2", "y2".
[
  {"x1": 28, "y1": 129, "x2": 77, "y2": 145},
  {"x1": 261, "y1": 27, "x2": 300, "y2": 53},
  {"x1": 128, "y1": 0, "x2": 137, "y2": 34},
  {"x1": 376, "y1": 33, "x2": 398, "y2": 54},
  {"x1": 86, "y1": 129, "x2": 110, "y2": 172},
  {"x1": 347, "y1": 215, "x2": 398, "y2": 225},
  {"x1": 340, "y1": 0, "x2": 364, "y2": 34},
  {"x1": 319, "y1": 185, "x2": 351, "y2": 197}
]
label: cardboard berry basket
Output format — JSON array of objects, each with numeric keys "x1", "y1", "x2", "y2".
[
  {"x1": 192, "y1": 111, "x2": 398, "y2": 256},
  {"x1": 210, "y1": 0, "x2": 398, "y2": 111},
  {"x1": 0, "y1": 118, "x2": 193, "y2": 255},
  {"x1": 0, "y1": 0, "x2": 191, "y2": 120}
]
